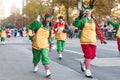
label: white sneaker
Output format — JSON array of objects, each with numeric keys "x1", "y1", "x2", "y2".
[
  {"x1": 46, "y1": 70, "x2": 51, "y2": 76},
  {"x1": 59, "y1": 53, "x2": 62, "y2": 57},
  {"x1": 46, "y1": 70, "x2": 51, "y2": 79},
  {"x1": 2, "y1": 42, "x2": 5, "y2": 45},
  {"x1": 58, "y1": 54, "x2": 62, "y2": 60},
  {"x1": 80, "y1": 61, "x2": 86, "y2": 72},
  {"x1": 33, "y1": 65, "x2": 38, "y2": 72},
  {"x1": 85, "y1": 69, "x2": 93, "y2": 78}
]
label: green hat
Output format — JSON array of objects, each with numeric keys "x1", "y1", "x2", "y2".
[
  {"x1": 85, "y1": 6, "x2": 92, "y2": 10},
  {"x1": 84, "y1": 6, "x2": 93, "y2": 13},
  {"x1": 44, "y1": 13, "x2": 52, "y2": 19}
]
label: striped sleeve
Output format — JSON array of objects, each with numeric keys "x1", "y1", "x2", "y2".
[{"x1": 93, "y1": 17, "x2": 105, "y2": 43}]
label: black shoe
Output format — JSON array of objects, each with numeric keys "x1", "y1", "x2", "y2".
[
  {"x1": 80, "y1": 62, "x2": 85, "y2": 72},
  {"x1": 46, "y1": 74, "x2": 51, "y2": 79},
  {"x1": 85, "y1": 75, "x2": 93, "y2": 78}
]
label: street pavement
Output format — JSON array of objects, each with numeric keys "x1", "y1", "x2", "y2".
[
  {"x1": 49, "y1": 38, "x2": 120, "y2": 80},
  {"x1": 0, "y1": 37, "x2": 97, "y2": 80},
  {"x1": 0, "y1": 37, "x2": 120, "y2": 80}
]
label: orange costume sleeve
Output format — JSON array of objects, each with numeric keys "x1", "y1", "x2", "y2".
[{"x1": 54, "y1": 22, "x2": 58, "y2": 34}]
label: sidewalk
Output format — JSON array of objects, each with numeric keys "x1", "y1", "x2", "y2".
[{"x1": 0, "y1": 37, "x2": 97, "y2": 80}]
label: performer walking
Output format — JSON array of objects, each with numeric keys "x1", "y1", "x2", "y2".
[
  {"x1": 0, "y1": 27, "x2": 6, "y2": 44},
  {"x1": 28, "y1": 14, "x2": 52, "y2": 79},
  {"x1": 54, "y1": 16, "x2": 69, "y2": 60},
  {"x1": 73, "y1": 7, "x2": 106, "y2": 78},
  {"x1": 7, "y1": 28, "x2": 11, "y2": 38}
]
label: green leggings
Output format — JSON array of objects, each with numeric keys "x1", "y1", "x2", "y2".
[
  {"x1": 32, "y1": 48, "x2": 50, "y2": 65},
  {"x1": 57, "y1": 40, "x2": 65, "y2": 52},
  {"x1": 1, "y1": 37, "x2": 5, "y2": 41}
]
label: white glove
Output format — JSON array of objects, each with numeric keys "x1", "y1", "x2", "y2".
[
  {"x1": 106, "y1": 15, "x2": 111, "y2": 21},
  {"x1": 60, "y1": 28, "x2": 64, "y2": 31},
  {"x1": 54, "y1": 28, "x2": 57, "y2": 31},
  {"x1": 57, "y1": 29, "x2": 61, "y2": 34},
  {"x1": 36, "y1": 15, "x2": 41, "y2": 22}
]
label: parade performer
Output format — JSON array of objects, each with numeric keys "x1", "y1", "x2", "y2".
[
  {"x1": 28, "y1": 14, "x2": 52, "y2": 79},
  {"x1": 54, "y1": 16, "x2": 69, "y2": 60},
  {"x1": 72, "y1": 7, "x2": 106, "y2": 78},
  {"x1": 0, "y1": 27, "x2": 6, "y2": 44},
  {"x1": 22, "y1": 30, "x2": 27, "y2": 37},
  {"x1": 106, "y1": 16, "x2": 120, "y2": 55},
  {"x1": 7, "y1": 28, "x2": 11, "y2": 38}
]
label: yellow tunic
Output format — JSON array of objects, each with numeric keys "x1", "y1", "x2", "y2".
[
  {"x1": 32, "y1": 27, "x2": 49, "y2": 50},
  {"x1": 1, "y1": 30, "x2": 6, "y2": 37},
  {"x1": 55, "y1": 26, "x2": 67, "y2": 41},
  {"x1": 80, "y1": 20, "x2": 96, "y2": 45}
]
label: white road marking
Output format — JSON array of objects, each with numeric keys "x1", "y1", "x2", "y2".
[
  {"x1": 76, "y1": 58, "x2": 120, "y2": 67},
  {"x1": 54, "y1": 48, "x2": 120, "y2": 67},
  {"x1": 64, "y1": 49, "x2": 84, "y2": 55}
]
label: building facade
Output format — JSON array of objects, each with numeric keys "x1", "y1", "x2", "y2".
[
  {"x1": 22, "y1": 0, "x2": 29, "y2": 7},
  {"x1": 0, "y1": 0, "x2": 5, "y2": 20}
]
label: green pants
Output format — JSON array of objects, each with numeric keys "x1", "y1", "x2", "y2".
[
  {"x1": 1, "y1": 37, "x2": 5, "y2": 41},
  {"x1": 57, "y1": 40, "x2": 65, "y2": 52},
  {"x1": 32, "y1": 48, "x2": 50, "y2": 65}
]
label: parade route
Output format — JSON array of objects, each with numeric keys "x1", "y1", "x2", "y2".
[
  {"x1": 0, "y1": 37, "x2": 98, "y2": 80},
  {"x1": 0, "y1": 37, "x2": 120, "y2": 80}
]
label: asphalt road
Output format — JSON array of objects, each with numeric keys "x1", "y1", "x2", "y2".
[{"x1": 0, "y1": 37, "x2": 120, "y2": 80}]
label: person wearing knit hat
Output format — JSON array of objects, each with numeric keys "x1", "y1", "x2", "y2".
[
  {"x1": 54, "y1": 16, "x2": 69, "y2": 60},
  {"x1": 73, "y1": 6, "x2": 106, "y2": 78},
  {"x1": 28, "y1": 14, "x2": 52, "y2": 79},
  {"x1": 106, "y1": 16, "x2": 120, "y2": 56}
]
